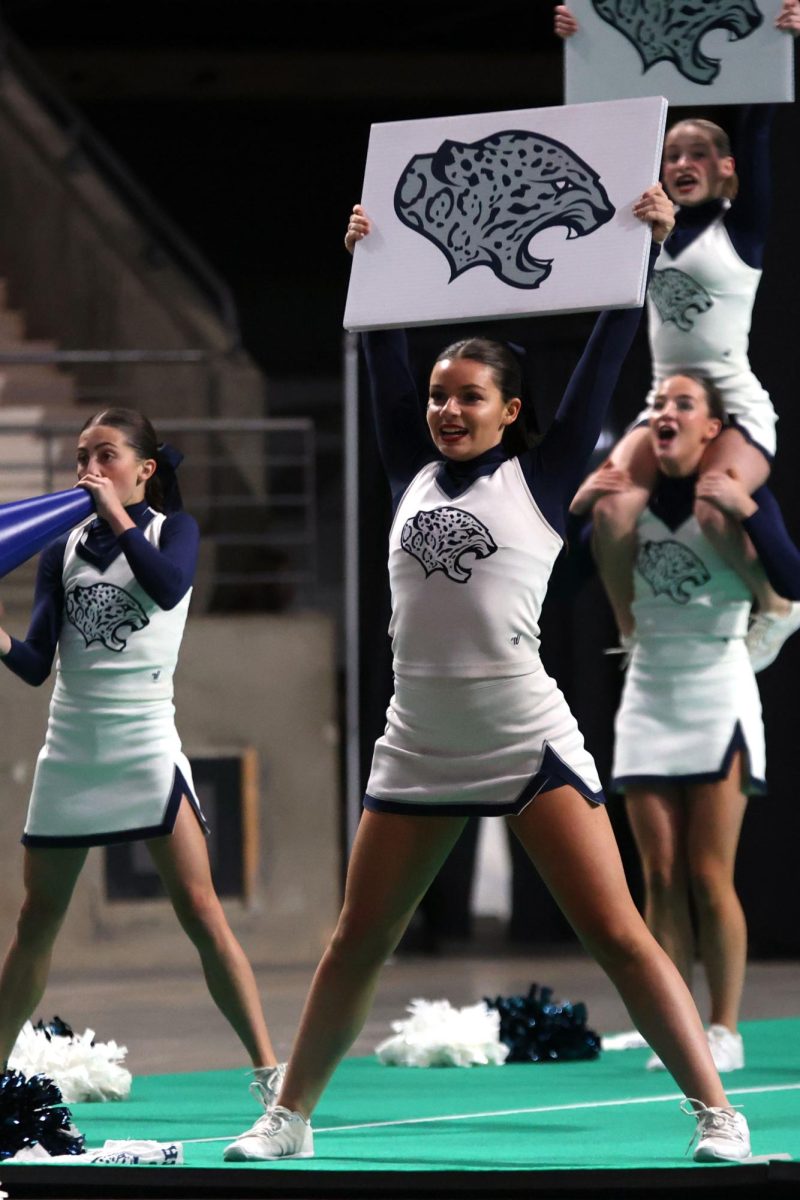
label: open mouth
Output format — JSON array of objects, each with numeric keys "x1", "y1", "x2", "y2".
[
  {"x1": 439, "y1": 424, "x2": 468, "y2": 444},
  {"x1": 656, "y1": 424, "x2": 677, "y2": 446},
  {"x1": 673, "y1": 173, "x2": 698, "y2": 193}
]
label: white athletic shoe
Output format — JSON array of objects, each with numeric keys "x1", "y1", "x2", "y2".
[
  {"x1": 249, "y1": 1062, "x2": 287, "y2": 1108},
  {"x1": 601, "y1": 1029, "x2": 648, "y2": 1052},
  {"x1": 223, "y1": 1105, "x2": 314, "y2": 1162},
  {"x1": 746, "y1": 603, "x2": 800, "y2": 672},
  {"x1": 706, "y1": 1025, "x2": 744, "y2": 1073},
  {"x1": 681, "y1": 1099, "x2": 751, "y2": 1162}
]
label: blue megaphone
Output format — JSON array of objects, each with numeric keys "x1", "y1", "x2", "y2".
[{"x1": 0, "y1": 489, "x2": 95, "y2": 579}]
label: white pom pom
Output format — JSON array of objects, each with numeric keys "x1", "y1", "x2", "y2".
[
  {"x1": 9, "y1": 1022, "x2": 132, "y2": 1103},
  {"x1": 375, "y1": 998, "x2": 509, "y2": 1068}
]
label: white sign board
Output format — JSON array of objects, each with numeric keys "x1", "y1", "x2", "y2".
[
  {"x1": 565, "y1": 0, "x2": 794, "y2": 106},
  {"x1": 344, "y1": 97, "x2": 667, "y2": 332}
]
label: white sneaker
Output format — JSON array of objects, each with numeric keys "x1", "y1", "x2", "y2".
[
  {"x1": 249, "y1": 1062, "x2": 287, "y2": 1108},
  {"x1": 223, "y1": 1105, "x2": 314, "y2": 1162},
  {"x1": 746, "y1": 603, "x2": 800, "y2": 672},
  {"x1": 706, "y1": 1025, "x2": 744, "y2": 1072},
  {"x1": 681, "y1": 1099, "x2": 751, "y2": 1162},
  {"x1": 601, "y1": 1029, "x2": 648, "y2": 1051}
]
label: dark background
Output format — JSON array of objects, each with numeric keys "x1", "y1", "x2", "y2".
[{"x1": 5, "y1": 0, "x2": 800, "y2": 952}]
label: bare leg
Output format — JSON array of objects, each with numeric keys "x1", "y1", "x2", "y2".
[
  {"x1": 0, "y1": 846, "x2": 87, "y2": 1066},
  {"x1": 591, "y1": 427, "x2": 658, "y2": 637},
  {"x1": 279, "y1": 810, "x2": 467, "y2": 1119},
  {"x1": 625, "y1": 785, "x2": 694, "y2": 986},
  {"x1": 695, "y1": 429, "x2": 781, "y2": 613},
  {"x1": 507, "y1": 787, "x2": 728, "y2": 1107},
  {"x1": 147, "y1": 798, "x2": 277, "y2": 1067},
  {"x1": 686, "y1": 757, "x2": 748, "y2": 1032}
]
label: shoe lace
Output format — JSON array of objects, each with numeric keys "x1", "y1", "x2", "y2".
[{"x1": 680, "y1": 1098, "x2": 744, "y2": 1156}]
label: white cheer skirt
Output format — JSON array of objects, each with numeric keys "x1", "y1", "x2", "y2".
[
  {"x1": 23, "y1": 692, "x2": 207, "y2": 847},
  {"x1": 365, "y1": 664, "x2": 603, "y2": 816},
  {"x1": 611, "y1": 636, "x2": 765, "y2": 794}
]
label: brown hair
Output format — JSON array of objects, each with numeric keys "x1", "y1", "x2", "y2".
[
  {"x1": 433, "y1": 337, "x2": 536, "y2": 455},
  {"x1": 80, "y1": 407, "x2": 168, "y2": 511}
]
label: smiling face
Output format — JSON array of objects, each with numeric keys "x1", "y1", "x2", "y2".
[
  {"x1": 427, "y1": 358, "x2": 521, "y2": 461},
  {"x1": 76, "y1": 424, "x2": 155, "y2": 506},
  {"x1": 662, "y1": 123, "x2": 735, "y2": 207},
  {"x1": 649, "y1": 375, "x2": 722, "y2": 475}
]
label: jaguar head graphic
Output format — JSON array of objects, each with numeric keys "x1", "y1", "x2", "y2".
[
  {"x1": 649, "y1": 268, "x2": 713, "y2": 333},
  {"x1": 394, "y1": 129, "x2": 615, "y2": 289},
  {"x1": 401, "y1": 506, "x2": 498, "y2": 583},
  {"x1": 592, "y1": 0, "x2": 763, "y2": 86},
  {"x1": 65, "y1": 582, "x2": 150, "y2": 652},
  {"x1": 636, "y1": 538, "x2": 710, "y2": 604}
]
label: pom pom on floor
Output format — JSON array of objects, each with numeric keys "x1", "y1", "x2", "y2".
[
  {"x1": 0, "y1": 1069, "x2": 84, "y2": 1160},
  {"x1": 9, "y1": 1019, "x2": 132, "y2": 1103},
  {"x1": 486, "y1": 983, "x2": 601, "y2": 1063},
  {"x1": 376, "y1": 998, "x2": 509, "y2": 1067},
  {"x1": 8, "y1": 1138, "x2": 183, "y2": 1165}
]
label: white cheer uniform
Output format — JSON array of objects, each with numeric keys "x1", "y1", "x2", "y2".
[
  {"x1": 611, "y1": 504, "x2": 765, "y2": 794},
  {"x1": 24, "y1": 514, "x2": 205, "y2": 846},
  {"x1": 631, "y1": 205, "x2": 775, "y2": 457},
  {"x1": 365, "y1": 459, "x2": 604, "y2": 815}
]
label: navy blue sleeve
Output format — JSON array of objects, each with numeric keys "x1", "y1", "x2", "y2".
[
  {"x1": 1, "y1": 538, "x2": 66, "y2": 686},
  {"x1": 725, "y1": 106, "x2": 773, "y2": 269},
  {"x1": 742, "y1": 485, "x2": 800, "y2": 600},
  {"x1": 520, "y1": 244, "x2": 659, "y2": 537},
  {"x1": 361, "y1": 329, "x2": 437, "y2": 507},
  {"x1": 119, "y1": 511, "x2": 199, "y2": 609}
]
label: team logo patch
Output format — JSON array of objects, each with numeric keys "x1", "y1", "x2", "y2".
[
  {"x1": 591, "y1": 0, "x2": 763, "y2": 86},
  {"x1": 401, "y1": 506, "x2": 498, "y2": 583},
  {"x1": 394, "y1": 129, "x2": 615, "y2": 290},
  {"x1": 649, "y1": 268, "x2": 713, "y2": 332},
  {"x1": 636, "y1": 539, "x2": 710, "y2": 604},
  {"x1": 65, "y1": 582, "x2": 150, "y2": 651}
]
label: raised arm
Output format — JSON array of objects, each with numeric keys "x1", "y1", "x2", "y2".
[
  {"x1": 523, "y1": 185, "x2": 672, "y2": 532},
  {"x1": 346, "y1": 205, "x2": 435, "y2": 505}
]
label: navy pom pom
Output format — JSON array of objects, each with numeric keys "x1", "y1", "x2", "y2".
[
  {"x1": 33, "y1": 1015, "x2": 76, "y2": 1042},
  {"x1": 486, "y1": 983, "x2": 601, "y2": 1063},
  {"x1": 0, "y1": 1069, "x2": 84, "y2": 1160}
]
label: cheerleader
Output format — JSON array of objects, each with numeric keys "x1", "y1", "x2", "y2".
[
  {"x1": 556, "y1": 1, "x2": 800, "y2": 667},
  {"x1": 224, "y1": 192, "x2": 751, "y2": 1165},
  {"x1": 0, "y1": 409, "x2": 283, "y2": 1106},
  {"x1": 583, "y1": 372, "x2": 800, "y2": 1072}
]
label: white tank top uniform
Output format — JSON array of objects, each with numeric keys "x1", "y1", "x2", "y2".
[
  {"x1": 611, "y1": 503, "x2": 765, "y2": 793},
  {"x1": 366, "y1": 459, "x2": 604, "y2": 814},
  {"x1": 23, "y1": 514, "x2": 206, "y2": 846},
  {"x1": 631, "y1": 205, "x2": 776, "y2": 458}
]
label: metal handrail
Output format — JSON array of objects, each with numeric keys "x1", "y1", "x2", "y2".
[{"x1": 0, "y1": 21, "x2": 241, "y2": 346}]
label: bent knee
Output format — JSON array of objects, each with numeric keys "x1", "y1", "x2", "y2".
[
  {"x1": 593, "y1": 491, "x2": 647, "y2": 536},
  {"x1": 690, "y1": 864, "x2": 736, "y2": 912},
  {"x1": 693, "y1": 498, "x2": 727, "y2": 538}
]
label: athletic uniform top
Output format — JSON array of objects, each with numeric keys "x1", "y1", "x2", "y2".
[
  {"x1": 647, "y1": 108, "x2": 771, "y2": 390},
  {"x1": 2, "y1": 501, "x2": 199, "y2": 690},
  {"x1": 632, "y1": 474, "x2": 800, "y2": 641},
  {"x1": 364, "y1": 244, "x2": 659, "y2": 679}
]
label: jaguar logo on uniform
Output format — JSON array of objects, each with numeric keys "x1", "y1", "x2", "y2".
[
  {"x1": 591, "y1": 0, "x2": 763, "y2": 86},
  {"x1": 649, "y1": 268, "x2": 713, "y2": 332},
  {"x1": 65, "y1": 582, "x2": 150, "y2": 651},
  {"x1": 636, "y1": 539, "x2": 710, "y2": 604},
  {"x1": 394, "y1": 130, "x2": 615, "y2": 290},
  {"x1": 401, "y1": 506, "x2": 498, "y2": 583}
]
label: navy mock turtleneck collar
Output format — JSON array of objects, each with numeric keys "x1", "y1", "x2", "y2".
[
  {"x1": 664, "y1": 198, "x2": 725, "y2": 259},
  {"x1": 77, "y1": 498, "x2": 155, "y2": 570},
  {"x1": 436, "y1": 442, "x2": 508, "y2": 499}
]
